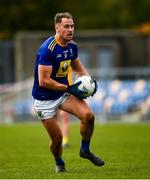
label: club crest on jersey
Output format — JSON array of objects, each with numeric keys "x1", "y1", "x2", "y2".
[
  {"x1": 63, "y1": 50, "x2": 68, "y2": 59},
  {"x1": 70, "y1": 48, "x2": 73, "y2": 57}
]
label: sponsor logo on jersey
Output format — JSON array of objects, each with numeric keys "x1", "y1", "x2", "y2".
[{"x1": 56, "y1": 60, "x2": 71, "y2": 77}]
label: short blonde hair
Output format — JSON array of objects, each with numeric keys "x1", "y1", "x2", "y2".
[{"x1": 54, "y1": 12, "x2": 73, "y2": 24}]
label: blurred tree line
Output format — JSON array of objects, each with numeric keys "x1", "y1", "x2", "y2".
[{"x1": 0, "y1": 0, "x2": 150, "y2": 38}]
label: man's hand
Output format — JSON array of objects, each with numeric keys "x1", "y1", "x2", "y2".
[
  {"x1": 91, "y1": 77, "x2": 98, "y2": 96},
  {"x1": 67, "y1": 81, "x2": 87, "y2": 99}
]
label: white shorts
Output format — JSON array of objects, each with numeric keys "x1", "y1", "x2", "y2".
[{"x1": 33, "y1": 93, "x2": 70, "y2": 120}]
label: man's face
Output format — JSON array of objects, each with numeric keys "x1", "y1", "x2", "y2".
[{"x1": 55, "y1": 18, "x2": 74, "y2": 42}]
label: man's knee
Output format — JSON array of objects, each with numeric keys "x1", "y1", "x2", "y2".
[{"x1": 81, "y1": 111, "x2": 95, "y2": 124}]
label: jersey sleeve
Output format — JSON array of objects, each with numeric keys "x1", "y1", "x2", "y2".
[{"x1": 38, "y1": 48, "x2": 53, "y2": 66}]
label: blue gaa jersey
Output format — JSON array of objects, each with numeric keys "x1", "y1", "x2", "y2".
[{"x1": 32, "y1": 36, "x2": 78, "y2": 100}]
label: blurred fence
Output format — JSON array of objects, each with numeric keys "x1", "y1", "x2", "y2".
[
  {"x1": 0, "y1": 30, "x2": 150, "y2": 123},
  {"x1": 15, "y1": 30, "x2": 150, "y2": 81},
  {"x1": 0, "y1": 40, "x2": 15, "y2": 83},
  {"x1": 0, "y1": 76, "x2": 150, "y2": 124},
  {"x1": 0, "y1": 30, "x2": 150, "y2": 83}
]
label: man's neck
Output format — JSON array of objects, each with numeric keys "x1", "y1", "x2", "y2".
[{"x1": 55, "y1": 35, "x2": 68, "y2": 47}]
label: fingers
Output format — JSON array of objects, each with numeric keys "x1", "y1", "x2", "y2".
[
  {"x1": 74, "y1": 81, "x2": 82, "y2": 87},
  {"x1": 91, "y1": 77, "x2": 98, "y2": 96}
]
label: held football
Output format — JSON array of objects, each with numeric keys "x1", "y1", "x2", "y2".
[{"x1": 74, "y1": 75, "x2": 96, "y2": 97}]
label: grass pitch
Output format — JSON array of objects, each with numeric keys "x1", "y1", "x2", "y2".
[{"x1": 0, "y1": 121, "x2": 150, "y2": 179}]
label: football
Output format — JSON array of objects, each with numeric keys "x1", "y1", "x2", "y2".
[{"x1": 74, "y1": 75, "x2": 96, "y2": 97}]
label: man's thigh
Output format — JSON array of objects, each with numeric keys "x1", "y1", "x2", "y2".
[
  {"x1": 59, "y1": 95, "x2": 92, "y2": 119},
  {"x1": 41, "y1": 115, "x2": 62, "y2": 139}
]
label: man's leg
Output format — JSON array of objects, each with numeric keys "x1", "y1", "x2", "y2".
[
  {"x1": 59, "y1": 110, "x2": 70, "y2": 148},
  {"x1": 41, "y1": 115, "x2": 66, "y2": 172},
  {"x1": 60, "y1": 95, "x2": 104, "y2": 166}
]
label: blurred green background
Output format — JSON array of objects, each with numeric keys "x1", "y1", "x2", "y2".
[{"x1": 0, "y1": 0, "x2": 150, "y2": 38}]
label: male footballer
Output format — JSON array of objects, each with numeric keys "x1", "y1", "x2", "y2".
[{"x1": 32, "y1": 12, "x2": 104, "y2": 173}]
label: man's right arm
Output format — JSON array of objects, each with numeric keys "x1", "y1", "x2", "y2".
[
  {"x1": 38, "y1": 65, "x2": 68, "y2": 91},
  {"x1": 38, "y1": 64, "x2": 87, "y2": 99}
]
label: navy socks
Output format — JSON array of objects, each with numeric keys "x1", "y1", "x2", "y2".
[
  {"x1": 55, "y1": 158, "x2": 65, "y2": 165},
  {"x1": 81, "y1": 140, "x2": 90, "y2": 152}
]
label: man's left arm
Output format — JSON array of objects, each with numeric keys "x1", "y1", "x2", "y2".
[
  {"x1": 71, "y1": 58, "x2": 98, "y2": 96},
  {"x1": 71, "y1": 58, "x2": 89, "y2": 77}
]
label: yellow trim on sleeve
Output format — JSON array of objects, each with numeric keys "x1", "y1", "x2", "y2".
[{"x1": 48, "y1": 39, "x2": 57, "y2": 51}]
